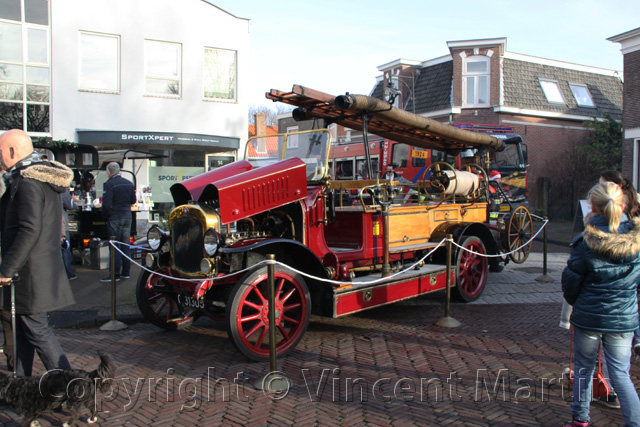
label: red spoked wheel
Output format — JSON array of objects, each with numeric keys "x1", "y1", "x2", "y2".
[
  {"x1": 136, "y1": 267, "x2": 197, "y2": 330},
  {"x1": 226, "y1": 266, "x2": 311, "y2": 361},
  {"x1": 452, "y1": 236, "x2": 488, "y2": 302}
]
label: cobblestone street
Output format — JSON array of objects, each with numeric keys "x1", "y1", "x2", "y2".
[{"x1": 2, "y1": 246, "x2": 639, "y2": 426}]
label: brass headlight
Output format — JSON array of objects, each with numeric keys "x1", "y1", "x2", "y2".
[
  {"x1": 145, "y1": 253, "x2": 156, "y2": 268},
  {"x1": 147, "y1": 226, "x2": 166, "y2": 251},
  {"x1": 200, "y1": 258, "x2": 214, "y2": 275},
  {"x1": 204, "y1": 228, "x2": 220, "y2": 256}
]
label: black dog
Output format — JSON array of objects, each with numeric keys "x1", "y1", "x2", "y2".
[{"x1": 0, "y1": 352, "x2": 116, "y2": 427}]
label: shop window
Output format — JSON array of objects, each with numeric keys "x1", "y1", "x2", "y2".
[
  {"x1": 204, "y1": 47, "x2": 236, "y2": 101},
  {"x1": 539, "y1": 79, "x2": 565, "y2": 104},
  {"x1": 463, "y1": 56, "x2": 490, "y2": 106},
  {"x1": 79, "y1": 32, "x2": 120, "y2": 92},
  {"x1": 569, "y1": 83, "x2": 595, "y2": 107},
  {"x1": 145, "y1": 40, "x2": 181, "y2": 97}
]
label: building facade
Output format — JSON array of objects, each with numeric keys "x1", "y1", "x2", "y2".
[
  {"x1": 609, "y1": 28, "x2": 640, "y2": 190},
  {"x1": 0, "y1": 0, "x2": 249, "y2": 213}
]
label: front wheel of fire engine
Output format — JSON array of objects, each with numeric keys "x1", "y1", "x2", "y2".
[
  {"x1": 136, "y1": 268, "x2": 196, "y2": 331},
  {"x1": 452, "y1": 236, "x2": 488, "y2": 302},
  {"x1": 226, "y1": 266, "x2": 311, "y2": 362}
]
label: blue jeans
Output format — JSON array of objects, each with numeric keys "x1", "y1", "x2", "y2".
[
  {"x1": 107, "y1": 217, "x2": 132, "y2": 277},
  {"x1": 572, "y1": 326, "x2": 640, "y2": 426}
]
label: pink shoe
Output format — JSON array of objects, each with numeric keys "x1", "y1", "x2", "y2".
[{"x1": 564, "y1": 420, "x2": 588, "y2": 427}]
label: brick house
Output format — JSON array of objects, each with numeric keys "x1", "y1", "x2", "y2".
[
  {"x1": 608, "y1": 28, "x2": 640, "y2": 189},
  {"x1": 278, "y1": 38, "x2": 623, "y2": 219}
]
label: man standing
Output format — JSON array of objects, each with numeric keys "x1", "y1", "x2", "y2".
[
  {"x1": 100, "y1": 162, "x2": 136, "y2": 282},
  {"x1": 0, "y1": 129, "x2": 75, "y2": 377}
]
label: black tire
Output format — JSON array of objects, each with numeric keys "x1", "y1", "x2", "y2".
[
  {"x1": 452, "y1": 236, "x2": 488, "y2": 302},
  {"x1": 136, "y1": 268, "x2": 196, "y2": 330},
  {"x1": 226, "y1": 266, "x2": 311, "y2": 362}
]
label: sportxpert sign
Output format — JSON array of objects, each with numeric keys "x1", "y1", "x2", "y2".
[{"x1": 78, "y1": 130, "x2": 239, "y2": 149}]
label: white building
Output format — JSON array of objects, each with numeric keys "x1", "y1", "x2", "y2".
[{"x1": 1, "y1": 0, "x2": 249, "y2": 210}]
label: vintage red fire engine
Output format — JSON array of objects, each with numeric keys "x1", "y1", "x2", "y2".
[{"x1": 137, "y1": 85, "x2": 533, "y2": 361}]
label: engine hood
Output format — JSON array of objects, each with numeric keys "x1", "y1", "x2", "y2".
[
  {"x1": 199, "y1": 157, "x2": 308, "y2": 224},
  {"x1": 170, "y1": 160, "x2": 253, "y2": 206}
]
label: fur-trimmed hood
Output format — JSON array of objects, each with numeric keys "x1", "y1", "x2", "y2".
[
  {"x1": 0, "y1": 160, "x2": 73, "y2": 199},
  {"x1": 583, "y1": 216, "x2": 640, "y2": 260}
]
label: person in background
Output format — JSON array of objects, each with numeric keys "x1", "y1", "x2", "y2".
[
  {"x1": 562, "y1": 181, "x2": 640, "y2": 427},
  {"x1": 0, "y1": 129, "x2": 75, "y2": 377},
  {"x1": 61, "y1": 189, "x2": 77, "y2": 280},
  {"x1": 100, "y1": 162, "x2": 136, "y2": 282}
]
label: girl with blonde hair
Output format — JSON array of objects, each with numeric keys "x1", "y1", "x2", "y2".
[{"x1": 562, "y1": 181, "x2": 640, "y2": 426}]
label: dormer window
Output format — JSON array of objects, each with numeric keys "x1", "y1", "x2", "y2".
[
  {"x1": 539, "y1": 79, "x2": 565, "y2": 104},
  {"x1": 569, "y1": 83, "x2": 595, "y2": 107},
  {"x1": 463, "y1": 56, "x2": 490, "y2": 106}
]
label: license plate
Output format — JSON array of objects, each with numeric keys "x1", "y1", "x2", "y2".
[{"x1": 177, "y1": 293, "x2": 204, "y2": 309}]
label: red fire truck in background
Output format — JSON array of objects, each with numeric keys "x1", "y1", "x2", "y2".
[{"x1": 329, "y1": 123, "x2": 529, "y2": 206}]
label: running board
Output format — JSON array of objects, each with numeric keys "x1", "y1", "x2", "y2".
[{"x1": 332, "y1": 264, "x2": 456, "y2": 317}]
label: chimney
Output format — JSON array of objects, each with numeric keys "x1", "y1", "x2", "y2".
[{"x1": 255, "y1": 113, "x2": 267, "y2": 137}]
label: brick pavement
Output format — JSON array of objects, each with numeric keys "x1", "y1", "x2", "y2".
[{"x1": 2, "y1": 249, "x2": 639, "y2": 426}]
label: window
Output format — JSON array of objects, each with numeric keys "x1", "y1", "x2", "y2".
[
  {"x1": 0, "y1": 0, "x2": 50, "y2": 133},
  {"x1": 79, "y1": 32, "x2": 120, "y2": 92},
  {"x1": 286, "y1": 126, "x2": 299, "y2": 148},
  {"x1": 204, "y1": 47, "x2": 236, "y2": 101},
  {"x1": 463, "y1": 56, "x2": 490, "y2": 106},
  {"x1": 539, "y1": 79, "x2": 565, "y2": 104},
  {"x1": 145, "y1": 40, "x2": 181, "y2": 97},
  {"x1": 392, "y1": 143, "x2": 409, "y2": 168},
  {"x1": 569, "y1": 83, "x2": 595, "y2": 107},
  {"x1": 0, "y1": 0, "x2": 21, "y2": 21}
]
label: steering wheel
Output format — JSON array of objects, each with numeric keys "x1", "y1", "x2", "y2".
[{"x1": 422, "y1": 162, "x2": 457, "y2": 202}]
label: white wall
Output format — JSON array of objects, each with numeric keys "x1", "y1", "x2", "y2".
[{"x1": 50, "y1": 0, "x2": 249, "y2": 152}]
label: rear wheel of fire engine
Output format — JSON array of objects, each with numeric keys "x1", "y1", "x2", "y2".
[
  {"x1": 136, "y1": 268, "x2": 196, "y2": 331},
  {"x1": 507, "y1": 205, "x2": 533, "y2": 264},
  {"x1": 453, "y1": 236, "x2": 488, "y2": 302},
  {"x1": 226, "y1": 267, "x2": 311, "y2": 362}
]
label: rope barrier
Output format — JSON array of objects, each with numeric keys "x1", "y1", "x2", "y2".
[
  {"x1": 450, "y1": 217, "x2": 549, "y2": 258},
  {"x1": 107, "y1": 216, "x2": 548, "y2": 287}
]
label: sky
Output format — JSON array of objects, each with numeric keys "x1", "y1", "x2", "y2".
[{"x1": 210, "y1": 0, "x2": 640, "y2": 108}]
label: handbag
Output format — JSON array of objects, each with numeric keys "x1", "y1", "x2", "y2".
[{"x1": 569, "y1": 326, "x2": 611, "y2": 399}]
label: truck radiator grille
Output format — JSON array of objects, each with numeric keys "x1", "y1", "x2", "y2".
[{"x1": 171, "y1": 217, "x2": 203, "y2": 274}]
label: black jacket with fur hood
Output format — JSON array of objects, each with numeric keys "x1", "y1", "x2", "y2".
[
  {"x1": 0, "y1": 160, "x2": 75, "y2": 314},
  {"x1": 562, "y1": 215, "x2": 640, "y2": 332}
]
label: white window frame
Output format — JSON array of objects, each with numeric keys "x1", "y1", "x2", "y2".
[
  {"x1": 144, "y1": 40, "x2": 181, "y2": 98},
  {"x1": 539, "y1": 78, "x2": 565, "y2": 104},
  {"x1": 203, "y1": 47, "x2": 237, "y2": 102},
  {"x1": 78, "y1": 31, "x2": 120, "y2": 93},
  {"x1": 462, "y1": 56, "x2": 490, "y2": 107},
  {"x1": 569, "y1": 83, "x2": 595, "y2": 108}
]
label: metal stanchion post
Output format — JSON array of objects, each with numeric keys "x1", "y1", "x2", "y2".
[
  {"x1": 536, "y1": 217, "x2": 554, "y2": 283},
  {"x1": 255, "y1": 254, "x2": 289, "y2": 393},
  {"x1": 436, "y1": 235, "x2": 461, "y2": 328},
  {"x1": 10, "y1": 280, "x2": 16, "y2": 378},
  {"x1": 100, "y1": 236, "x2": 127, "y2": 331}
]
